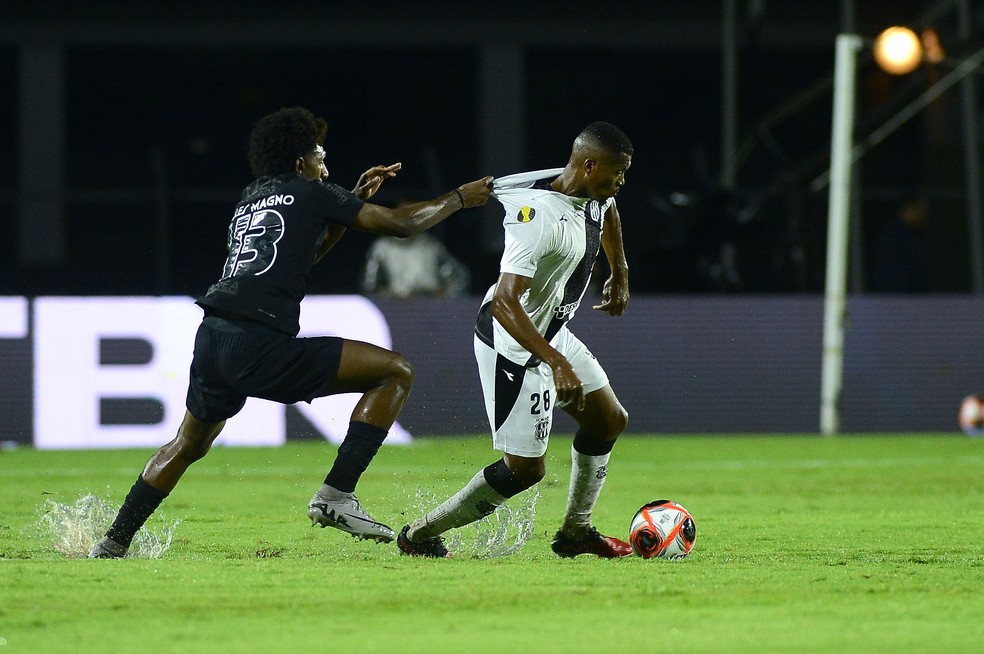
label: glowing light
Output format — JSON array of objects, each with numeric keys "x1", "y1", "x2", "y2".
[
  {"x1": 873, "y1": 26, "x2": 923, "y2": 75},
  {"x1": 921, "y1": 28, "x2": 946, "y2": 64}
]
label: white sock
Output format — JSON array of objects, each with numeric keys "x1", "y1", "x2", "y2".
[
  {"x1": 408, "y1": 470, "x2": 508, "y2": 540},
  {"x1": 560, "y1": 445, "x2": 611, "y2": 537}
]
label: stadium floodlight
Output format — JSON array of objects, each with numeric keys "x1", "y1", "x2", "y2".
[{"x1": 873, "y1": 26, "x2": 922, "y2": 75}]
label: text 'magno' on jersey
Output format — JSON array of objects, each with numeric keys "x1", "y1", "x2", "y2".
[
  {"x1": 197, "y1": 174, "x2": 363, "y2": 335},
  {"x1": 476, "y1": 168, "x2": 614, "y2": 366}
]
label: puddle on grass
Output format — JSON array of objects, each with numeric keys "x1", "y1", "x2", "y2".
[{"x1": 36, "y1": 494, "x2": 180, "y2": 559}]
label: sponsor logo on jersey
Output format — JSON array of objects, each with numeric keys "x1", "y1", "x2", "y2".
[
  {"x1": 517, "y1": 206, "x2": 536, "y2": 223},
  {"x1": 553, "y1": 300, "x2": 580, "y2": 320}
]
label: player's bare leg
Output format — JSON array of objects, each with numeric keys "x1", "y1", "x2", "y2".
[
  {"x1": 307, "y1": 340, "x2": 414, "y2": 543},
  {"x1": 89, "y1": 412, "x2": 226, "y2": 558},
  {"x1": 551, "y1": 384, "x2": 632, "y2": 558},
  {"x1": 142, "y1": 412, "x2": 227, "y2": 492},
  {"x1": 321, "y1": 340, "x2": 415, "y2": 427}
]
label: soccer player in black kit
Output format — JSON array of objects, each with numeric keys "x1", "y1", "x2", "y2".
[{"x1": 90, "y1": 107, "x2": 493, "y2": 557}]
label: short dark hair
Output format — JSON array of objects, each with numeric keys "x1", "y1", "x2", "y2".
[
  {"x1": 579, "y1": 121, "x2": 634, "y2": 159},
  {"x1": 247, "y1": 107, "x2": 328, "y2": 177}
]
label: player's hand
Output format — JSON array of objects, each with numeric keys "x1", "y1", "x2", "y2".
[
  {"x1": 592, "y1": 275, "x2": 630, "y2": 316},
  {"x1": 551, "y1": 358, "x2": 585, "y2": 412},
  {"x1": 456, "y1": 176, "x2": 495, "y2": 209},
  {"x1": 353, "y1": 163, "x2": 402, "y2": 201}
]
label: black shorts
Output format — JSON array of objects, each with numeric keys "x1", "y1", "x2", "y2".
[{"x1": 185, "y1": 316, "x2": 344, "y2": 423}]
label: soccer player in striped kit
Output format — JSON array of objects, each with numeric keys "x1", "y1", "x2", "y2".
[{"x1": 399, "y1": 122, "x2": 634, "y2": 558}]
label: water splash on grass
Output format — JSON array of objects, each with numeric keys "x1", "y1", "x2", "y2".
[
  {"x1": 444, "y1": 486, "x2": 540, "y2": 559},
  {"x1": 36, "y1": 494, "x2": 180, "y2": 559}
]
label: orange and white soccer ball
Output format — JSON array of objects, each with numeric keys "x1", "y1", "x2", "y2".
[
  {"x1": 959, "y1": 394, "x2": 984, "y2": 436},
  {"x1": 629, "y1": 500, "x2": 696, "y2": 559}
]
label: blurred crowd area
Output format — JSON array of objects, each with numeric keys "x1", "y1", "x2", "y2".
[{"x1": 2, "y1": 1, "x2": 982, "y2": 297}]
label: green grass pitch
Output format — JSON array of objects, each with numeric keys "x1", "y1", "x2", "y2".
[{"x1": 3, "y1": 434, "x2": 984, "y2": 653}]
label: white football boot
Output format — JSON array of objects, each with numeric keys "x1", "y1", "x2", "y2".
[{"x1": 307, "y1": 490, "x2": 395, "y2": 543}]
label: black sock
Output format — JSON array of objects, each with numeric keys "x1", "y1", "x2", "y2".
[
  {"x1": 105, "y1": 476, "x2": 169, "y2": 547},
  {"x1": 323, "y1": 421, "x2": 389, "y2": 493},
  {"x1": 572, "y1": 429, "x2": 616, "y2": 456},
  {"x1": 482, "y1": 459, "x2": 530, "y2": 498}
]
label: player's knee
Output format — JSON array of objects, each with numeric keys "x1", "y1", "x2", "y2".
[
  {"x1": 611, "y1": 404, "x2": 629, "y2": 437},
  {"x1": 387, "y1": 354, "x2": 415, "y2": 393},
  {"x1": 174, "y1": 416, "x2": 223, "y2": 462},
  {"x1": 513, "y1": 461, "x2": 545, "y2": 487},
  {"x1": 504, "y1": 455, "x2": 545, "y2": 487},
  {"x1": 597, "y1": 401, "x2": 629, "y2": 440},
  {"x1": 175, "y1": 433, "x2": 212, "y2": 462}
]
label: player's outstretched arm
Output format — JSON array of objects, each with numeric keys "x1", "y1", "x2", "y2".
[
  {"x1": 593, "y1": 201, "x2": 630, "y2": 316},
  {"x1": 492, "y1": 273, "x2": 585, "y2": 411},
  {"x1": 315, "y1": 163, "x2": 403, "y2": 262},
  {"x1": 351, "y1": 176, "x2": 493, "y2": 237}
]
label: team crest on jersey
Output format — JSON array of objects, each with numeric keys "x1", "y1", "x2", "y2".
[
  {"x1": 586, "y1": 201, "x2": 602, "y2": 224},
  {"x1": 517, "y1": 206, "x2": 536, "y2": 223}
]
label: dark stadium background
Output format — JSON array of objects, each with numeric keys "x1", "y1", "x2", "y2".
[
  {"x1": 1, "y1": 1, "x2": 982, "y2": 442},
  {"x1": 3, "y1": 0, "x2": 982, "y2": 297}
]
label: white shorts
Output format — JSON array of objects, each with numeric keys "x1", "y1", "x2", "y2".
[{"x1": 473, "y1": 326, "x2": 609, "y2": 457}]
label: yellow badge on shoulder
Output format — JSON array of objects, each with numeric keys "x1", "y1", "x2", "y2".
[{"x1": 517, "y1": 206, "x2": 536, "y2": 223}]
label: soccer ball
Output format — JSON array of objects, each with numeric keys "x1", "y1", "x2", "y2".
[
  {"x1": 959, "y1": 394, "x2": 984, "y2": 436},
  {"x1": 629, "y1": 500, "x2": 696, "y2": 560}
]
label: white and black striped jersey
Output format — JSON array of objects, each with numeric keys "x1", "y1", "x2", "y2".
[{"x1": 476, "y1": 168, "x2": 614, "y2": 367}]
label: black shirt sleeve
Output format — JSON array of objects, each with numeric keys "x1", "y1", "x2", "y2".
[{"x1": 308, "y1": 179, "x2": 363, "y2": 227}]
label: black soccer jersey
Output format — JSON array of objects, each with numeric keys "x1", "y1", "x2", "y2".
[{"x1": 197, "y1": 174, "x2": 363, "y2": 335}]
